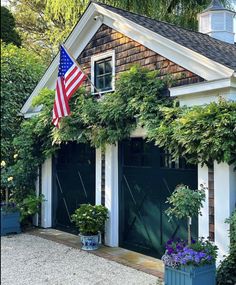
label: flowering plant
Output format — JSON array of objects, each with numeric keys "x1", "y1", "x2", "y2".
[
  {"x1": 1, "y1": 159, "x2": 16, "y2": 209},
  {"x1": 71, "y1": 204, "x2": 109, "y2": 235},
  {"x1": 162, "y1": 238, "x2": 218, "y2": 268}
]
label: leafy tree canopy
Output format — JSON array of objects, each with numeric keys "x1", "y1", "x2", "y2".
[
  {"x1": 1, "y1": 6, "x2": 21, "y2": 46},
  {"x1": 9, "y1": 0, "x2": 234, "y2": 61},
  {"x1": 1, "y1": 42, "x2": 45, "y2": 165}
]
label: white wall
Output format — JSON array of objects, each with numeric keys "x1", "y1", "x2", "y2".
[
  {"x1": 41, "y1": 158, "x2": 52, "y2": 228},
  {"x1": 179, "y1": 89, "x2": 236, "y2": 107},
  {"x1": 105, "y1": 144, "x2": 119, "y2": 247},
  {"x1": 198, "y1": 164, "x2": 209, "y2": 239},
  {"x1": 214, "y1": 162, "x2": 236, "y2": 261}
]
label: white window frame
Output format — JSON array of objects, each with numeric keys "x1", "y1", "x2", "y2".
[{"x1": 91, "y1": 50, "x2": 115, "y2": 95}]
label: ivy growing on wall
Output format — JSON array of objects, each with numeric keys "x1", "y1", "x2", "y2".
[
  {"x1": 148, "y1": 100, "x2": 236, "y2": 167},
  {"x1": 9, "y1": 65, "x2": 236, "y2": 201}
]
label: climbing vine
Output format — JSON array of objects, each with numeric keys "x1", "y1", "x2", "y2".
[
  {"x1": 148, "y1": 100, "x2": 236, "y2": 167},
  {"x1": 8, "y1": 65, "x2": 236, "y2": 201}
]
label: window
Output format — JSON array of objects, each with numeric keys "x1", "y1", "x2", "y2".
[
  {"x1": 160, "y1": 149, "x2": 196, "y2": 170},
  {"x1": 91, "y1": 51, "x2": 115, "y2": 94},
  {"x1": 123, "y1": 138, "x2": 152, "y2": 167}
]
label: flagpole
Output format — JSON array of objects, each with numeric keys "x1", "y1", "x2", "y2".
[{"x1": 61, "y1": 44, "x2": 102, "y2": 97}]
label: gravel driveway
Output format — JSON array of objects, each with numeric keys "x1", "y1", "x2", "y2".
[{"x1": 1, "y1": 234, "x2": 161, "y2": 285}]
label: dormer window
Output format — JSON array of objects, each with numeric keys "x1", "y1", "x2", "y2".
[{"x1": 91, "y1": 50, "x2": 115, "y2": 94}]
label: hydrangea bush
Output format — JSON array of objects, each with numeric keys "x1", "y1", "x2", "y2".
[
  {"x1": 71, "y1": 204, "x2": 109, "y2": 236},
  {"x1": 162, "y1": 238, "x2": 218, "y2": 268}
]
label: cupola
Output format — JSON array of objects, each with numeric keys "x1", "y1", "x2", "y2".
[{"x1": 198, "y1": 0, "x2": 235, "y2": 44}]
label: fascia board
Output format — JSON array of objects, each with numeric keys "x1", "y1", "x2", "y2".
[
  {"x1": 169, "y1": 77, "x2": 235, "y2": 97},
  {"x1": 21, "y1": 3, "x2": 100, "y2": 114},
  {"x1": 94, "y1": 3, "x2": 234, "y2": 81}
]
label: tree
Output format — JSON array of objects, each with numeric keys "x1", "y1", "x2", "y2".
[
  {"x1": 9, "y1": 0, "x2": 234, "y2": 62},
  {"x1": 1, "y1": 6, "x2": 21, "y2": 46},
  {"x1": 1, "y1": 42, "x2": 45, "y2": 165}
]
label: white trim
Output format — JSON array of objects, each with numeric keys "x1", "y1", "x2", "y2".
[
  {"x1": 170, "y1": 77, "x2": 236, "y2": 97},
  {"x1": 198, "y1": 164, "x2": 209, "y2": 239},
  {"x1": 91, "y1": 50, "x2": 115, "y2": 94},
  {"x1": 41, "y1": 158, "x2": 52, "y2": 228},
  {"x1": 214, "y1": 162, "x2": 236, "y2": 263},
  {"x1": 105, "y1": 144, "x2": 119, "y2": 247},
  {"x1": 130, "y1": 126, "x2": 147, "y2": 138},
  {"x1": 21, "y1": 2, "x2": 235, "y2": 115},
  {"x1": 21, "y1": 4, "x2": 101, "y2": 114},
  {"x1": 96, "y1": 148, "x2": 102, "y2": 205}
]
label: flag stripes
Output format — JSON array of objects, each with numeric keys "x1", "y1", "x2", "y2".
[{"x1": 52, "y1": 45, "x2": 86, "y2": 128}]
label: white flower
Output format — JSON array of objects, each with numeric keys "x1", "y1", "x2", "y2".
[
  {"x1": 7, "y1": 176, "x2": 13, "y2": 182},
  {"x1": 1, "y1": 161, "x2": 6, "y2": 167}
]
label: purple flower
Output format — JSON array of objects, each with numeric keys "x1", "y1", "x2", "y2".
[{"x1": 167, "y1": 239, "x2": 173, "y2": 245}]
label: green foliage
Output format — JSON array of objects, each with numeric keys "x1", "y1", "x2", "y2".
[
  {"x1": 165, "y1": 184, "x2": 206, "y2": 220},
  {"x1": 226, "y1": 209, "x2": 236, "y2": 253},
  {"x1": 150, "y1": 100, "x2": 236, "y2": 167},
  {"x1": 1, "y1": 42, "x2": 45, "y2": 166},
  {"x1": 10, "y1": 0, "x2": 234, "y2": 60},
  {"x1": 217, "y1": 210, "x2": 236, "y2": 285},
  {"x1": 8, "y1": 65, "x2": 236, "y2": 206},
  {"x1": 17, "y1": 194, "x2": 44, "y2": 223},
  {"x1": 71, "y1": 204, "x2": 109, "y2": 235},
  {"x1": 1, "y1": 6, "x2": 21, "y2": 46},
  {"x1": 165, "y1": 184, "x2": 206, "y2": 244},
  {"x1": 34, "y1": 65, "x2": 171, "y2": 148},
  {"x1": 1, "y1": 42, "x2": 45, "y2": 202},
  {"x1": 217, "y1": 254, "x2": 236, "y2": 285},
  {"x1": 9, "y1": 66, "x2": 171, "y2": 201}
]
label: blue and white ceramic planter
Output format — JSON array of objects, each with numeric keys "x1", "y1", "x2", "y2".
[
  {"x1": 164, "y1": 264, "x2": 216, "y2": 285},
  {"x1": 79, "y1": 234, "x2": 99, "y2": 250}
]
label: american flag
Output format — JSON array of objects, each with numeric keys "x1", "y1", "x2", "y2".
[{"x1": 52, "y1": 45, "x2": 86, "y2": 128}]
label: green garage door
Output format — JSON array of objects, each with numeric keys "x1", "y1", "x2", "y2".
[
  {"x1": 52, "y1": 142, "x2": 95, "y2": 233},
  {"x1": 119, "y1": 138, "x2": 198, "y2": 258}
]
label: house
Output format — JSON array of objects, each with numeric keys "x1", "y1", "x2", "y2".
[{"x1": 21, "y1": 0, "x2": 236, "y2": 262}]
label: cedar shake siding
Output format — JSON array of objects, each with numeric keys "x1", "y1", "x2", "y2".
[{"x1": 77, "y1": 24, "x2": 203, "y2": 90}]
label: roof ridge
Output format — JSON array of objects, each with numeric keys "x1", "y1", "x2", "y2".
[{"x1": 94, "y1": 1, "x2": 235, "y2": 47}]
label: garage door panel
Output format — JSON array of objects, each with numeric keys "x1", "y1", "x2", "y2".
[
  {"x1": 53, "y1": 142, "x2": 95, "y2": 232},
  {"x1": 119, "y1": 138, "x2": 198, "y2": 258}
]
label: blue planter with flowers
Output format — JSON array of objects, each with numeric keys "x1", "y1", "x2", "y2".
[
  {"x1": 162, "y1": 238, "x2": 217, "y2": 285},
  {"x1": 165, "y1": 264, "x2": 216, "y2": 285}
]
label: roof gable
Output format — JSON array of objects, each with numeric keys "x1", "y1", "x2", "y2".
[
  {"x1": 96, "y1": 2, "x2": 236, "y2": 71},
  {"x1": 21, "y1": 1, "x2": 235, "y2": 115}
]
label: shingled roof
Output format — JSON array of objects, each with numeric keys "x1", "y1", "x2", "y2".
[{"x1": 95, "y1": 2, "x2": 236, "y2": 71}]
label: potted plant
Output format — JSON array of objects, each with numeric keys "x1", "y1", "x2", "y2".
[
  {"x1": 71, "y1": 204, "x2": 109, "y2": 250},
  {"x1": 162, "y1": 184, "x2": 218, "y2": 285},
  {"x1": 17, "y1": 193, "x2": 44, "y2": 228},
  {"x1": 1, "y1": 160, "x2": 21, "y2": 236}
]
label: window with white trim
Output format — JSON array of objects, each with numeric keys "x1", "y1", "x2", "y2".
[{"x1": 91, "y1": 51, "x2": 115, "y2": 94}]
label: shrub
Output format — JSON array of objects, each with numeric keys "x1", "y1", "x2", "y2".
[
  {"x1": 217, "y1": 210, "x2": 236, "y2": 284},
  {"x1": 17, "y1": 194, "x2": 44, "y2": 224},
  {"x1": 71, "y1": 204, "x2": 109, "y2": 236},
  {"x1": 165, "y1": 184, "x2": 206, "y2": 244}
]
